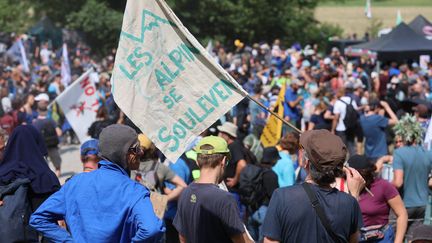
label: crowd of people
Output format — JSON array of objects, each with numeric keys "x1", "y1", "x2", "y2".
[{"x1": 0, "y1": 34, "x2": 431, "y2": 243}]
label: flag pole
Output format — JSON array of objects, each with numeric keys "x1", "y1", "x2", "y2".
[{"x1": 245, "y1": 95, "x2": 302, "y2": 134}]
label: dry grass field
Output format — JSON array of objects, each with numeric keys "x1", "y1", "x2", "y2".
[{"x1": 316, "y1": 5, "x2": 432, "y2": 37}]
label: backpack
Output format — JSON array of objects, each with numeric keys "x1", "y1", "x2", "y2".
[
  {"x1": 40, "y1": 120, "x2": 59, "y2": 148},
  {"x1": 134, "y1": 161, "x2": 160, "y2": 192},
  {"x1": 238, "y1": 164, "x2": 267, "y2": 212},
  {"x1": 0, "y1": 178, "x2": 39, "y2": 243},
  {"x1": 339, "y1": 98, "x2": 358, "y2": 131}
]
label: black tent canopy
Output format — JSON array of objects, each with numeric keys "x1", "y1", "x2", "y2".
[
  {"x1": 348, "y1": 22, "x2": 432, "y2": 62},
  {"x1": 408, "y1": 15, "x2": 432, "y2": 40}
]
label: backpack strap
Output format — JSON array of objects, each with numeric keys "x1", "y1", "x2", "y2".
[
  {"x1": 338, "y1": 98, "x2": 352, "y2": 105},
  {"x1": 302, "y1": 183, "x2": 345, "y2": 243}
]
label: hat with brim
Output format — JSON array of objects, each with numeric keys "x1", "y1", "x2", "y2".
[
  {"x1": 138, "y1": 134, "x2": 152, "y2": 150},
  {"x1": 194, "y1": 136, "x2": 229, "y2": 155},
  {"x1": 35, "y1": 93, "x2": 49, "y2": 102},
  {"x1": 262, "y1": 147, "x2": 281, "y2": 164},
  {"x1": 217, "y1": 122, "x2": 238, "y2": 138},
  {"x1": 300, "y1": 129, "x2": 347, "y2": 170}
]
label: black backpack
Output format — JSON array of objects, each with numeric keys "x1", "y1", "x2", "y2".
[
  {"x1": 339, "y1": 98, "x2": 358, "y2": 131},
  {"x1": 238, "y1": 164, "x2": 267, "y2": 212},
  {"x1": 40, "y1": 120, "x2": 59, "y2": 148},
  {"x1": 0, "y1": 178, "x2": 38, "y2": 243}
]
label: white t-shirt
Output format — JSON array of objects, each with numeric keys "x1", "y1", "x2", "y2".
[
  {"x1": 40, "y1": 48, "x2": 52, "y2": 64},
  {"x1": 333, "y1": 96, "x2": 358, "y2": 132}
]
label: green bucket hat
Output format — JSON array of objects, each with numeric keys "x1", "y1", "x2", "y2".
[{"x1": 194, "y1": 136, "x2": 229, "y2": 155}]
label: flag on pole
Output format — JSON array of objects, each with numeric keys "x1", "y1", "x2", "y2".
[
  {"x1": 260, "y1": 85, "x2": 286, "y2": 147},
  {"x1": 206, "y1": 40, "x2": 214, "y2": 56},
  {"x1": 55, "y1": 69, "x2": 98, "y2": 142},
  {"x1": 396, "y1": 10, "x2": 403, "y2": 25},
  {"x1": 18, "y1": 39, "x2": 29, "y2": 73},
  {"x1": 424, "y1": 117, "x2": 432, "y2": 150},
  {"x1": 365, "y1": 0, "x2": 372, "y2": 19},
  {"x1": 61, "y1": 43, "x2": 71, "y2": 86},
  {"x1": 111, "y1": 0, "x2": 247, "y2": 162}
]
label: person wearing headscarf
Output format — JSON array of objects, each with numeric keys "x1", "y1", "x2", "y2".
[
  {"x1": 0, "y1": 125, "x2": 60, "y2": 208},
  {"x1": 0, "y1": 125, "x2": 60, "y2": 242}
]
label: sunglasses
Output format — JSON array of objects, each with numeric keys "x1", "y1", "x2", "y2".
[{"x1": 128, "y1": 142, "x2": 142, "y2": 154}]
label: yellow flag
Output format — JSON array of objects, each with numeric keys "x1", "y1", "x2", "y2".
[{"x1": 260, "y1": 85, "x2": 285, "y2": 147}]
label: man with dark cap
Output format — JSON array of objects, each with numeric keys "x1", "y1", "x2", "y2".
[
  {"x1": 30, "y1": 124, "x2": 165, "y2": 242},
  {"x1": 263, "y1": 129, "x2": 365, "y2": 243}
]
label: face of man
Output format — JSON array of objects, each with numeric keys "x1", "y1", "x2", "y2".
[
  {"x1": 126, "y1": 141, "x2": 142, "y2": 171},
  {"x1": 218, "y1": 132, "x2": 229, "y2": 143}
]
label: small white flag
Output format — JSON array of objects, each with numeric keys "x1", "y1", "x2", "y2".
[
  {"x1": 365, "y1": 0, "x2": 372, "y2": 19},
  {"x1": 61, "y1": 43, "x2": 71, "y2": 86},
  {"x1": 55, "y1": 69, "x2": 98, "y2": 142},
  {"x1": 18, "y1": 39, "x2": 29, "y2": 73}
]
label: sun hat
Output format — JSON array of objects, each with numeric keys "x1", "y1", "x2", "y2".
[
  {"x1": 35, "y1": 93, "x2": 50, "y2": 102},
  {"x1": 217, "y1": 122, "x2": 238, "y2": 138},
  {"x1": 194, "y1": 136, "x2": 229, "y2": 155},
  {"x1": 138, "y1": 134, "x2": 152, "y2": 150}
]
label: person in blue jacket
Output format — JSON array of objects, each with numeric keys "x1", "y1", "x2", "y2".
[{"x1": 30, "y1": 124, "x2": 165, "y2": 242}]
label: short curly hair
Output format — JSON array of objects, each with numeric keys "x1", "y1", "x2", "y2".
[{"x1": 279, "y1": 132, "x2": 299, "y2": 154}]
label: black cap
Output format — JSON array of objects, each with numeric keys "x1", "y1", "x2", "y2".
[
  {"x1": 262, "y1": 147, "x2": 281, "y2": 164},
  {"x1": 348, "y1": 155, "x2": 372, "y2": 170}
]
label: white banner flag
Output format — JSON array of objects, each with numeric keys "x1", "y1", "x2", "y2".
[
  {"x1": 112, "y1": 0, "x2": 247, "y2": 162},
  {"x1": 18, "y1": 39, "x2": 29, "y2": 73},
  {"x1": 61, "y1": 43, "x2": 72, "y2": 86},
  {"x1": 56, "y1": 69, "x2": 98, "y2": 143}
]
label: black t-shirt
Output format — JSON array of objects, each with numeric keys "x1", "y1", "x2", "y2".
[
  {"x1": 262, "y1": 169, "x2": 278, "y2": 206},
  {"x1": 263, "y1": 184, "x2": 363, "y2": 242},
  {"x1": 224, "y1": 141, "x2": 247, "y2": 179},
  {"x1": 173, "y1": 183, "x2": 245, "y2": 243}
]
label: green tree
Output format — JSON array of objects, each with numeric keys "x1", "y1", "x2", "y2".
[
  {"x1": 66, "y1": 0, "x2": 123, "y2": 54},
  {"x1": 0, "y1": 0, "x2": 342, "y2": 53},
  {"x1": 0, "y1": 0, "x2": 34, "y2": 33}
]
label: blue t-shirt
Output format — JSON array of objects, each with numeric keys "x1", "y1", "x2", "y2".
[
  {"x1": 262, "y1": 184, "x2": 363, "y2": 242},
  {"x1": 272, "y1": 152, "x2": 295, "y2": 187},
  {"x1": 284, "y1": 87, "x2": 300, "y2": 122},
  {"x1": 164, "y1": 158, "x2": 191, "y2": 220},
  {"x1": 393, "y1": 146, "x2": 432, "y2": 207},
  {"x1": 360, "y1": 114, "x2": 389, "y2": 159}
]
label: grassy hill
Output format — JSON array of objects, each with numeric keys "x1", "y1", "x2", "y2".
[{"x1": 316, "y1": 0, "x2": 432, "y2": 37}]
